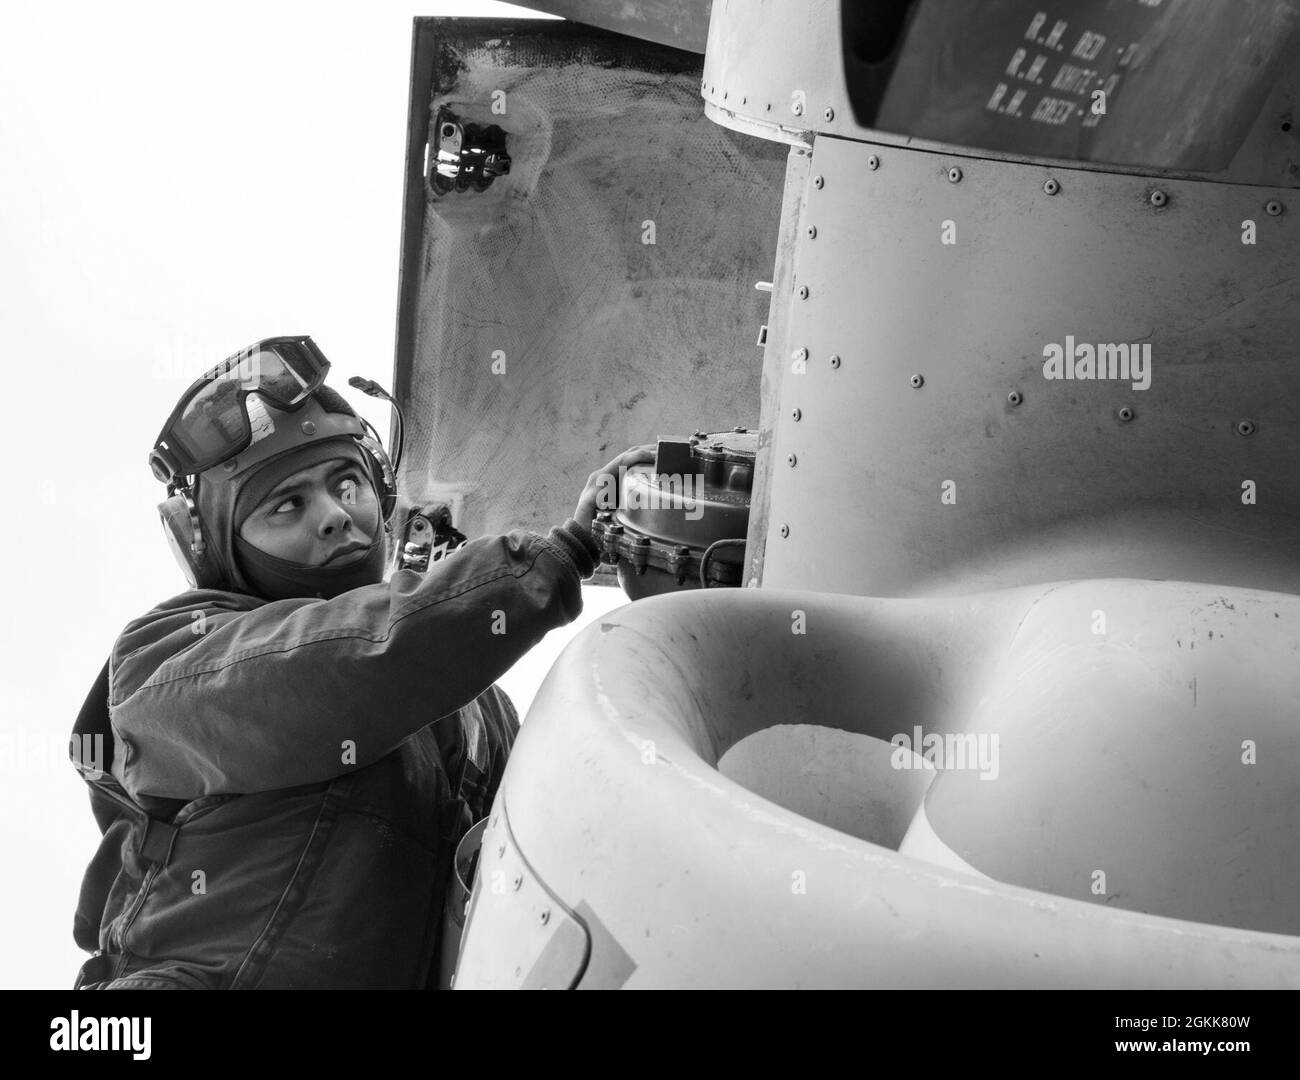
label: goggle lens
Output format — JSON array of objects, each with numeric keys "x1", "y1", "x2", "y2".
[
  {"x1": 171, "y1": 376, "x2": 252, "y2": 471},
  {"x1": 154, "y1": 338, "x2": 329, "y2": 482}
]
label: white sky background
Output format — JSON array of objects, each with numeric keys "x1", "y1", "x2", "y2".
[{"x1": 0, "y1": 0, "x2": 636, "y2": 989}]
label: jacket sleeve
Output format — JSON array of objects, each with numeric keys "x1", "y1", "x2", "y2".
[{"x1": 109, "y1": 520, "x2": 601, "y2": 800}]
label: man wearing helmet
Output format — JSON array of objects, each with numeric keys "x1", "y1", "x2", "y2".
[{"x1": 70, "y1": 336, "x2": 652, "y2": 989}]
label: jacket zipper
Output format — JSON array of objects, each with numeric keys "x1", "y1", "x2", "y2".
[
  {"x1": 99, "y1": 778, "x2": 168, "y2": 963},
  {"x1": 108, "y1": 861, "x2": 161, "y2": 960}
]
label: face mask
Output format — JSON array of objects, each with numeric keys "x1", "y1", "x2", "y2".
[{"x1": 232, "y1": 531, "x2": 387, "y2": 601}]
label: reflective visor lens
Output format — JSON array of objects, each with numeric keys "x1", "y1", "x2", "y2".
[{"x1": 160, "y1": 343, "x2": 328, "y2": 478}]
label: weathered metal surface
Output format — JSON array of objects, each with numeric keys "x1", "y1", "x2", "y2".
[
  {"x1": 759, "y1": 135, "x2": 1300, "y2": 598},
  {"x1": 455, "y1": 585, "x2": 1300, "y2": 987},
  {"x1": 702, "y1": 0, "x2": 1300, "y2": 186},
  {"x1": 393, "y1": 19, "x2": 786, "y2": 550},
  {"x1": 510, "y1": 0, "x2": 712, "y2": 53}
]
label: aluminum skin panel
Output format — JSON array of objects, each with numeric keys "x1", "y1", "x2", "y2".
[
  {"x1": 701, "y1": 0, "x2": 1300, "y2": 187},
  {"x1": 759, "y1": 135, "x2": 1300, "y2": 597}
]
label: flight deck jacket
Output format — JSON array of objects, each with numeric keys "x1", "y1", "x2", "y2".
[{"x1": 71, "y1": 521, "x2": 600, "y2": 989}]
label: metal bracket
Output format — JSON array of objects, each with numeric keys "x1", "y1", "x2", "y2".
[
  {"x1": 397, "y1": 502, "x2": 468, "y2": 572},
  {"x1": 592, "y1": 512, "x2": 744, "y2": 587}
]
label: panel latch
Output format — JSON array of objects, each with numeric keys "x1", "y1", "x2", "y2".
[{"x1": 428, "y1": 108, "x2": 511, "y2": 194}]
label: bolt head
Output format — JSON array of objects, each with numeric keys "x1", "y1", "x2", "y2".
[
  {"x1": 806, "y1": 225, "x2": 817, "y2": 238},
  {"x1": 791, "y1": 407, "x2": 802, "y2": 421},
  {"x1": 797, "y1": 285, "x2": 810, "y2": 299},
  {"x1": 1118, "y1": 407, "x2": 1135, "y2": 422},
  {"x1": 1237, "y1": 419, "x2": 1257, "y2": 436},
  {"x1": 512, "y1": 873, "x2": 523, "y2": 891},
  {"x1": 1008, "y1": 390, "x2": 1022, "y2": 405},
  {"x1": 829, "y1": 354, "x2": 841, "y2": 369},
  {"x1": 539, "y1": 909, "x2": 551, "y2": 925},
  {"x1": 1043, "y1": 179, "x2": 1059, "y2": 195},
  {"x1": 823, "y1": 107, "x2": 835, "y2": 121},
  {"x1": 813, "y1": 175, "x2": 824, "y2": 189},
  {"x1": 779, "y1": 523, "x2": 790, "y2": 538},
  {"x1": 787, "y1": 453, "x2": 797, "y2": 467},
  {"x1": 792, "y1": 100, "x2": 803, "y2": 116},
  {"x1": 910, "y1": 373, "x2": 924, "y2": 388},
  {"x1": 867, "y1": 155, "x2": 880, "y2": 170},
  {"x1": 948, "y1": 167, "x2": 962, "y2": 183},
  {"x1": 300, "y1": 420, "x2": 317, "y2": 436},
  {"x1": 793, "y1": 347, "x2": 808, "y2": 363},
  {"x1": 1265, "y1": 200, "x2": 1284, "y2": 216},
  {"x1": 1150, "y1": 190, "x2": 1167, "y2": 207}
]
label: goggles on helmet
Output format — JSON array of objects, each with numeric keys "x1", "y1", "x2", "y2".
[{"x1": 149, "y1": 336, "x2": 330, "y2": 486}]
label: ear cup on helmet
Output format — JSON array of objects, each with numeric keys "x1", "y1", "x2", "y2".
[{"x1": 158, "y1": 490, "x2": 227, "y2": 590}]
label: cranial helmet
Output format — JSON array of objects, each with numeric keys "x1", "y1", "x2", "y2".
[{"x1": 153, "y1": 352, "x2": 398, "y2": 597}]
